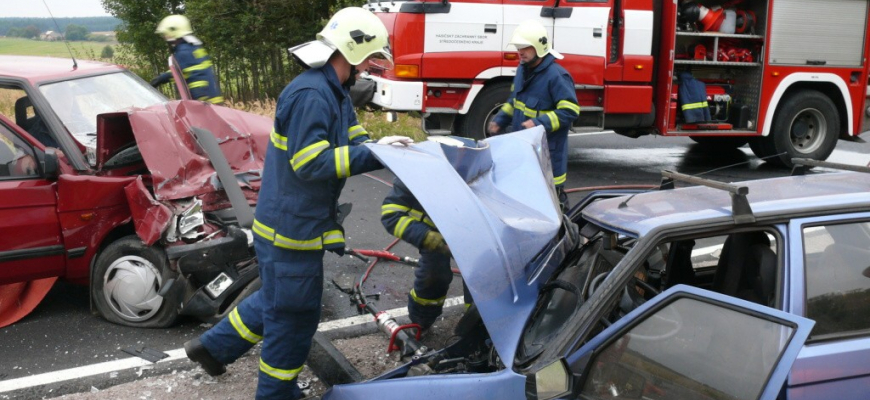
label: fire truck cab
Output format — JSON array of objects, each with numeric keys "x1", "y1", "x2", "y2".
[{"x1": 365, "y1": 0, "x2": 870, "y2": 166}]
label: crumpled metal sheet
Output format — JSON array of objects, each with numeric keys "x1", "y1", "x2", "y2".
[
  {"x1": 366, "y1": 126, "x2": 561, "y2": 364},
  {"x1": 124, "y1": 177, "x2": 173, "y2": 246},
  {"x1": 125, "y1": 100, "x2": 270, "y2": 201}
]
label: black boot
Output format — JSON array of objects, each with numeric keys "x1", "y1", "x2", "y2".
[{"x1": 184, "y1": 338, "x2": 226, "y2": 376}]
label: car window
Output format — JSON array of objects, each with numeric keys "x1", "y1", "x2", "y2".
[
  {"x1": 579, "y1": 297, "x2": 796, "y2": 400},
  {"x1": 0, "y1": 87, "x2": 57, "y2": 148},
  {"x1": 0, "y1": 123, "x2": 38, "y2": 179},
  {"x1": 803, "y1": 221, "x2": 870, "y2": 339}
]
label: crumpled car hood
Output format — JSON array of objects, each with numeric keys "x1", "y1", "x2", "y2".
[
  {"x1": 123, "y1": 100, "x2": 270, "y2": 202},
  {"x1": 366, "y1": 127, "x2": 562, "y2": 363}
]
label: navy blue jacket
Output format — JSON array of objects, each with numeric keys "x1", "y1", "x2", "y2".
[
  {"x1": 678, "y1": 71, "x2": 711, "y2": 123},
  {"x1": 252, "y1": 64, "x2": 381, "y2": 252},
  {"x1": 381, "y1": 179, "x2": 437, "y2": 248},
  {"x1": 493, "y1": 55, "x2": 579, "y2": 187},
  {"x1": 174, "y1": 36, "x2": 223, "y2": 104}
]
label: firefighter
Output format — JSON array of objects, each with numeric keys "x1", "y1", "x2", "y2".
[
  {"x1": 151, "y1": 15, "x2": 224, "y2": 105},
  {"x1": 488, "y1": 20, "x2": 580, "y2": 208},
  {"x1": 381, "y1": 178, "x2": 451, "y2": 331},
  {"x1": 183, "y1": 7, "x2": 411, "y2": 400},
  {"x1": 381, "y1": 136, "x2": 484, "y2": 331}
]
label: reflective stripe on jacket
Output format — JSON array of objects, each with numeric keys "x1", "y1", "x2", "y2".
[
  {"x1": 174, "y1": 37, "x2": 223, "y2": 104},
  {"x1": 381, "y1": 179, "x2": 436, "y2": 249},
  {"x1": 493, "y1": 54, "x2": 578, "y2": 187},
  {"x1": 253, "y1": 64, "x2": 382, "y2": 252}
]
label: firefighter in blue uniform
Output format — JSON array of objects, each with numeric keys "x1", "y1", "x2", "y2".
[
  {"x1": 152, "y1": 15, "x2": 224, "y2": 105},
  {"x1": 488, "y1": 20, "x2": 580, "y2": 208},
  {"x1": 381, "y1": 136, "x2": 485, "y2": 330},
  {"x1": 183, "y1": 8, "x2": 411, "y2": 400},
  {"x1": 381, "y1": 178, "x2": 451, "y2": 330}
]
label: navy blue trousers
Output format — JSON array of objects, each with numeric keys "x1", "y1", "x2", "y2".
[
  {"x1": 200, "y1": 237, "x2": 324, "y2": 400},
  {"x1": 407, "y1": 249, "x2": 453, "y2": 328}
]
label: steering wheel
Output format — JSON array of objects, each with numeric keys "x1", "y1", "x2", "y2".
[{"x1": 626, "y1": 302, "x2": 684, "y2": 342}]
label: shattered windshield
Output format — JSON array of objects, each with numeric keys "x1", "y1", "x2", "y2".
[{"x1": 39, "y1": 72, "x2": 166, "y2": 151}]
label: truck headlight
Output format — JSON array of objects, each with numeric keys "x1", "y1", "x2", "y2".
[{"x1": 529, "y1": 359, "x2": 570, "y2": 400}]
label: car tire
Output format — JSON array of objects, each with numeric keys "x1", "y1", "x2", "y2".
[
  {"x1": 763, "y1": 90, "x2": 840, "y2": 167},
  {"x1": 454, "y1": 82, "x2": 512, "y2": 140},
  {"x1": 92, "y1": 236, "x2": 178, "y2": 328}
]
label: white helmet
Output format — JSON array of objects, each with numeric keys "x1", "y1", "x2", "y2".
[
  {"x1": 155, "y1": 15, "x2": 193, "y2": 41},
  {"x1": 507, "y1": 20, "x2": 563, "y2": 59},
  {"x1": 290, "y1": 7, "x2": 392, "y2": 69}
]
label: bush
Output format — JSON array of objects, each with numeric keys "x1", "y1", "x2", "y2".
[{"x1": 101, "y1": 45, "x2": 114, "y2": 59}]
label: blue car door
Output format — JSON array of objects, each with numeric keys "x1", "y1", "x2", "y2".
[
  {"x1": 787, "y1": 213, "x2": 870, "y2": 399},
  {"x1": 545, "y1": 285, "x2": 813, "y2": 400}
]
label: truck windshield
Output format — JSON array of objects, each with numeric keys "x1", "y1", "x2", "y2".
[{"x1": 39, "y1": 72, "x2": 166, "y2": 151}]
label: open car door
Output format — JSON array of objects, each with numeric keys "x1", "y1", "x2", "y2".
[{"x1": 533, "y1": 285, "x2": 814, "y2": 400}]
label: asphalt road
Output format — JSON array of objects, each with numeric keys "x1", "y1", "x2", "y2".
[{"x1": 1, "y1": 131, "x2": 867, "y2": 395}]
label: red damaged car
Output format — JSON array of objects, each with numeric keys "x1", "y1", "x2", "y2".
[{"x1": 0, "y1": 55, "x2": 270, "y2": 328}]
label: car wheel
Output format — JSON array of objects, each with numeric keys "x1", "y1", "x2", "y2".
[
  {"x1": 455, "y1": 82, "x2": 511, "y2": 140},
  {"x1": 765, "y1": 90, "x2": 840, "y2": 167},
  {"x1": 92, "y1": 236, "x2": 178, "y2": 327},
  {"x1": 689, "y1": 136, "x2": 748, "y2": 148}
]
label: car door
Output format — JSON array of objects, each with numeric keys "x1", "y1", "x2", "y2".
[
  {"x1": 0, "y1": 117, "x2": 65, "y2": 285},
  {"x1": 787, "y1": 213, "x2": 870, "y2": 399},
  {"x1": 544, "y1": 285, "x2": 814, "y2": 400}
]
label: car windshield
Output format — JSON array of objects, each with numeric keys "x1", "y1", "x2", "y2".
[{"x1": 39, "y1": 72, "x2": 166, "y2": 151}]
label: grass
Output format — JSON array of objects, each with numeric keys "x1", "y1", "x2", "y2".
[{"x1": 0, "y1": 37, "x2": 111, "y2": 60}]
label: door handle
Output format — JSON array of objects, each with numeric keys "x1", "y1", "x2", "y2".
[
  {"x1": 485, "y1": 24, "x2": 496, "y2": 34},
  {"x1": 593, "y1": 27, "x2": 602, "y2": 38}
]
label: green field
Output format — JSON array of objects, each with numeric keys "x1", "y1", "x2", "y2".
[{"x1": 0, "y1": 37, "x2": 111, "y2": 60}]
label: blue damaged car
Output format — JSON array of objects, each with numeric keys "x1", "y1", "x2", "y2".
[{"x1": 323, "y1": 127, "x2": 869, "y2": 400}]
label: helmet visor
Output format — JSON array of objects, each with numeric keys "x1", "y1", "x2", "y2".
[{"x1": 366, "y1": 50, "x2": 394, "y2": 71}]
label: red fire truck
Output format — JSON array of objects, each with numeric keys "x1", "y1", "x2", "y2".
[{"x1": 364, "y1": 0, "x2": 870, "y2": 165}]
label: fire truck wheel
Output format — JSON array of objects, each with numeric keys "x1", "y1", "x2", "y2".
[
  {"x1": 92, "y1": 236, "x2": 179, "y2": 328},
  {"x1": 768, "y1": 90, "x2": 840, "y2": 166},
  {"x1": 455, "y1": 82, "x2": 511, "y2": 140},
  {"x1": 689, "y1": 136, "x2": 748, "y2": 148}
]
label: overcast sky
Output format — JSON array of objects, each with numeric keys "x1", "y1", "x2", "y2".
[{"x1": 4, "y1": 0, "x2": 111, "y2": 18}]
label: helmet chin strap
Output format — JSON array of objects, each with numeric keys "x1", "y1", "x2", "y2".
[
  {"x1": 521, "y1": 54, "x2": 540, "y2": 68},
  {"x1": 344, "y1": 65, "x2": 359, "y2": 88}
]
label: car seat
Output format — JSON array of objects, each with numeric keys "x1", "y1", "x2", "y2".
[
  {"x1": 14, "y1": 96, "x2": 57, "y2": 148},
  {"x1": 712, "y1": 231, "x2": 776, "y2": 306},
  {"x1": 664, "y1": 240, "x2": 696, "y2": 288}
]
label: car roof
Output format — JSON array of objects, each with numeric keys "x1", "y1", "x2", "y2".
[
  {"x1": 582, "y1": 171, "x2": 870, "y2": 236},
  {"x1": 0, "y1": 55, "x2": 124, "y2": 84}
]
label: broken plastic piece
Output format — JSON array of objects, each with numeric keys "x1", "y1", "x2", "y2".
[{"x1": 122, "y1": 346, "x2": 169, "y2": 363}]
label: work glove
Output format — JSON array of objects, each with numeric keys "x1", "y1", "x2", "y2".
[
  {"x1": 150, "y1": 72, "x2": 172, "y2": 88},
  {"x1": 421, "y1": 231, "x2": 449, "y2": 253},
  {"x1": 377, "y1": 136, "x2": 414, "y2": 146}
]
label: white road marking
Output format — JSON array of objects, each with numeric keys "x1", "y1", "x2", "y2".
[{"x1": 0, "y1": 296, "x2": 464, "y2": 393}]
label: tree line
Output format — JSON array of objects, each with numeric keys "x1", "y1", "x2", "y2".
[
  {"x1": 102, "y1": 0, "x2": 359, "y2": 102},
  {"x1": 0, "y1": 17, "x2": 121, "y2": 35}
]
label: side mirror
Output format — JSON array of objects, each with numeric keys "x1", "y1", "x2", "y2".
[{"x1": 42, "y1": 147, "x2": 60, "y2": 180}]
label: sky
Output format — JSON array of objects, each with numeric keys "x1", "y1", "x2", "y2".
[{"x1": 3, "y1": 0, "x2": 111, "y2": 18}]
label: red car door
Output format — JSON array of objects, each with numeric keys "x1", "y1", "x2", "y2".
[{"x1": 0, "y1": 118, "x2": 64, "y2": 284}]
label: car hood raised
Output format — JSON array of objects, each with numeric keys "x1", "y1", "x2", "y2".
[
  {"x1": 97, "y1": 100, "x2": 271, "y2": 203},
  {"x1": 366, "y1": 127, "x2": 563, "y2": 363}
]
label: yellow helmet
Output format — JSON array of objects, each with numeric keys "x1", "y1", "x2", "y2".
[
  {"x1": 155, "y1": 15, "x2": 193, "y2": 41},
  {"x1": 507, "y1": 20, "x2": 563, "y2": 59},
  {"x1": 316, "y1": 7, "x2": 392, "y2": 67}
]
